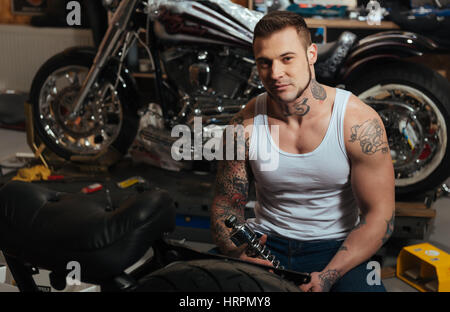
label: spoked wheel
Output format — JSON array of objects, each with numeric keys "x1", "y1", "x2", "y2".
[
  {"x1": 348, "y1": 61, "x2": 450, "y2": 198},
  {"x1": 29, "y1": 51, "x2": 138, "y2": 161},
  {"x1": 136, "y1": 259, "x2": 302, "y2": 292}
]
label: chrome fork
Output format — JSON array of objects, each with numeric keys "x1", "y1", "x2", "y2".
[{"x1": 70, "y1": 0, "x2": 140, "y2": 119}]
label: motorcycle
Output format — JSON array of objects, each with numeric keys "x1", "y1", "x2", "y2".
[
  {"x1": 0, "y1": 180, "x2": 309, "y2": 292},
  {"x1": 28, "y1": 0, "x2": 450, "y2": 198}
]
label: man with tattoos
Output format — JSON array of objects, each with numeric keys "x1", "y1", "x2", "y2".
[{"x1": 210, "y1": 11, "x2": 395, "y2": 292}]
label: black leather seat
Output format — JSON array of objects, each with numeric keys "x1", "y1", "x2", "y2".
[
  {"x1": 315, "y1": 31, "x2": 358, "y2": 79},
  {"x1": 0, "y1": 181, "x2": 175, "y2": 285},
  {"x1": 317, "y1": 41, "x2": 340, "y2": 63}
]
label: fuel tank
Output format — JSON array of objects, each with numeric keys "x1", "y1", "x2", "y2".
[{"x1": 152, "y1": 0, "x2": 262, "y2": 48}]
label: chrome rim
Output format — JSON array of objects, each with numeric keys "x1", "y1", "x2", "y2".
[
  {"x1": 359, "y1": 84, "x2": 447, "y2": 187},
  {"x1": 38, "y1": 65, "x2": 123, "y2": 155}
]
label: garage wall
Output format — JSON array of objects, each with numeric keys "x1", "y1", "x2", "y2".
[
  {"x1": 0, "y1": 0, "x2": 31, "y2": 25},
  {"x1": 0, "y1": 25, "x2": 94, "y2": 92}
]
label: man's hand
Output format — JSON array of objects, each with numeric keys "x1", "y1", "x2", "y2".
[
  {"x1": 299, "y1": 269, "x2": 341, "y2": 292},
  {"x1": 237, "y1": 234, "x2": 274, "y2": 267}
]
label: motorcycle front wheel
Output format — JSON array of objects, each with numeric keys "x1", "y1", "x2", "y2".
[
  {"x1": 29, "y1": 51, "x2": 139, "y2": 161},
  {"x1": 136, "y1": 259, "x2": 302, "y2": 292},
  {"x1": 347, "y1": 61, "x2": 450, "y2": 198}
]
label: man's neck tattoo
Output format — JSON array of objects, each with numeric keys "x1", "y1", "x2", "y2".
[
  {"x1": 279, "y1": 78, "x2": 324, "y2": 118},
  {"x1": 293, "y1": 98, "x2": 310, "y2": 116},
  {"x1": 311, "y1": 79, "x2": 327, "y2": 101},
  {"x1": 283, "y1": 98, "x2": 310, "y2": 117}
]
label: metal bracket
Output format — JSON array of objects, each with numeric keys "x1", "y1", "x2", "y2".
[{"x1": 424, "y1": 183, "x2": 450, "y2": 208}]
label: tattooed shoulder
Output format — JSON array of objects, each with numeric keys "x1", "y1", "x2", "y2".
[
  {"x1": 349, "y1": 118, "x2": 389, "y2": 155},
  {"x1": 230, "y1": 112, "x2": 245, "y2": 126}
]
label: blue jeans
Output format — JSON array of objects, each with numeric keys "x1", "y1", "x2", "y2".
[{"x1": 265, "y1": 234, "x2": 386, "y2": 292}]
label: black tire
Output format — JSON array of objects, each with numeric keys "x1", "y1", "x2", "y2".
[
  {"x1": 136, "y1": 259, "x2": 301, "y2": 292},
  {"x1": 346, "y1": 61, "x2": 450, "y2": 198},
  {"x1": 29, "y1": 51, "x2": 139, "y2": 161}
]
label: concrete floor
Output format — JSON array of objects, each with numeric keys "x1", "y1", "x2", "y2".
[{"x1": 0, "y1": 127, "x2": 449, "y2": 292}]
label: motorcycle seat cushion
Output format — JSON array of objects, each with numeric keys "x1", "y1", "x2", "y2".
[
  {"x1": 0, "y1": 181, "x2": 175, "y2": 284},
  {"x1": 317, "y1": 41, "x2": 339, "y2": 63},
  {"x1": 315, "y1": 31, "x2": 357, "y2": 79}
]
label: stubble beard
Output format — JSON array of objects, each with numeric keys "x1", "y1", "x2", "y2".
[{"x1": 267, "y1": 65, "x2": 312, "y2": 108}]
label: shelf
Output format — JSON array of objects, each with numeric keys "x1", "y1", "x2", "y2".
[
  {"x1": 395, "y1": 202, "x2": 436, "y2": 218},
  {"x1": 305, "y1": 18, "x2": 400, "y2": 30}
]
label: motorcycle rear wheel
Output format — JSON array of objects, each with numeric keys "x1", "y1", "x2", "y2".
[
  {"x1": 29, "y1": 52, "x2": 138, "y2": 161},
  {"x1": 347, "y1": 61, "x2": 450, "y2": 198},
  {"x1": 136, "y1": 259, "x2": 302, "y2": 292}
]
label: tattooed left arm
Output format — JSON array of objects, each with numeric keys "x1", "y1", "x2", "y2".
[{"x1": 300, "y1": 95, "x2": 395, "y2": 292}]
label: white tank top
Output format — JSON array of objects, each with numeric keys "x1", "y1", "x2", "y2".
[{"x1": 247, "y1": 88, "x2": 359, "y2": 241}]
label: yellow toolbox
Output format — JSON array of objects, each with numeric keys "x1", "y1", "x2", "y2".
[{"x1": 397, "y1": 243, "x2": 450, "y2": 292}]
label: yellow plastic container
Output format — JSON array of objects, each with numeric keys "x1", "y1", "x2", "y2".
[{"x1": 397, "y1": 243, "x2": 450, "y2": 292}]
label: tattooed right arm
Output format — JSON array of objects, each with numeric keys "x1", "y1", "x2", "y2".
[
  {"x1": 210, "y1": 112, "x2": 252, "y2": 257},
  {"x1": 211, "y1": 163, "x2": 251, "y2": 257}
]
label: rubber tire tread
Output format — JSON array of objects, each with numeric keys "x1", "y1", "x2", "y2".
[{"x1": 136, "y1": 259, "x2": 302, "y2": 292}]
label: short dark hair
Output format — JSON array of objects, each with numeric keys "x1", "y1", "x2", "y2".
[{"x1": 253, "y1": 11, "x2": 312, "y2": 48}]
